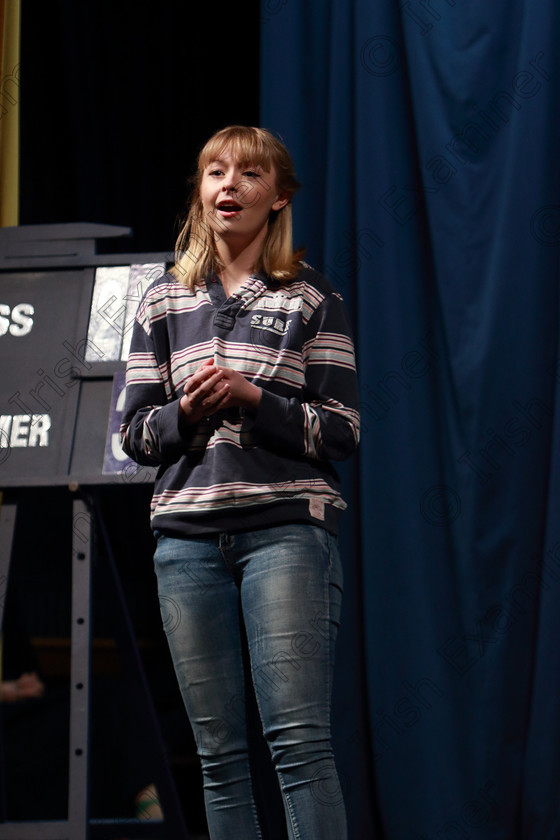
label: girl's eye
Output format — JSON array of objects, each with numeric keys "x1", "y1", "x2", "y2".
[
  {"x1": 244, "y1": 170, "x2": 260, "y2": 178},
  {"x1": 208, "y1": 169, "x2": 223, "y2": 176}
]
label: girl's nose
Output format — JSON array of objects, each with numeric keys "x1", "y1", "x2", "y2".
[{"x1": 222, "y1": 168, "x2": 239, "y2": 192}]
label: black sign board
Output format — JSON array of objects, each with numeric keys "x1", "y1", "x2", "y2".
[{"x1": 0, "y1": 223, "x2": 165, "y2": 487}]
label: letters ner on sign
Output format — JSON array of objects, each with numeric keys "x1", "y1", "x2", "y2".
[{"x1": 0, "y1": 247, "x2": 164, "y2": 486}]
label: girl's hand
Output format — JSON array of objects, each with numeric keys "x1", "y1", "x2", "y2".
[
  {"x1": 0, "y1": 672, "x2": 45, "y2": 703},
  {"x1": 179, "y1": 359, "x2": 230, "y2": 424},
  {"x1": 179, "y1": 360, "x2": 261, "y2": 424},
  {"x1": 212, "y1": 366, "x2": 262, "y2": 411}
]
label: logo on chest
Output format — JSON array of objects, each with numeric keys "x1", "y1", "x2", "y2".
[{"x1": 250, "y1": 314, "x2": 291, "y2": 336}]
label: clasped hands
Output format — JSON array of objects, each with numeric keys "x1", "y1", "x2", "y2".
[{"x1": 179, "y1": 358, "x2": 262, "y2": 424}]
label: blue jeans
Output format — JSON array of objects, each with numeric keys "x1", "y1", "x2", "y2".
[{"x1": 153, "y1": 523, "x2": 347, "y2": 840}]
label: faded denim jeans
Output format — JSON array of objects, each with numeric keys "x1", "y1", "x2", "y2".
[{"x1": 153, "y1": 523, "x2": 347, "y2": 840}]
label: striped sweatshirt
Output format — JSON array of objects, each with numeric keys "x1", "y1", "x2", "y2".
[{"x1": 120, "y1": 264, "x2": 360, "y2": 537}]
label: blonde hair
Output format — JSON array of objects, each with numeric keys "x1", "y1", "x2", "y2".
[{"x1": 171, "y1": 126, "x2": 304, "y2": 289}]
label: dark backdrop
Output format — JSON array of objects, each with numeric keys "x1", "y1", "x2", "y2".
[{"x1": 19, "y1": 0, "x2": 261, "y2": 253}]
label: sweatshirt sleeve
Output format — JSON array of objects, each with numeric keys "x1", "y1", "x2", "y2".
[
  {"x1": 120, "y1": 306, "x2": 193, "y2": 466},
  {"x1": 244, "y1": 289, "x2": 360, "y2": 462}
]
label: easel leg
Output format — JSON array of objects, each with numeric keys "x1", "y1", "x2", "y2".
[
  {"x1": 0, "y1": 501, "x2": 17, "y2": 634},
  {"x1": 68, "y1": 497, "x2": 92, "y2": 839},
  {"x1": 0, "y1": 500, "x2": 17, "y2": 824}
]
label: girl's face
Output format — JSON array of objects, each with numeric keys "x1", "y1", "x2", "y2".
[{"x1": 199, "y1": 147, "x2": 288, "y2": 246}]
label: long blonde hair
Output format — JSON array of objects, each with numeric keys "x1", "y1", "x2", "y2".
[{"x1": 171, "y1": 126, "x2": 304, "y2": 289}]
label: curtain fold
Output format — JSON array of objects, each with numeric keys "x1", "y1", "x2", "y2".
[
  {"x1": 261, "y1": 2, "x2": 560, "y2": 837},
  {"x1": 0, "y1": 0, "x2": 20, "y2": 227}
]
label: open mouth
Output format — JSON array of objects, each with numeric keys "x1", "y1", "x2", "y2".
[{"x1": 217, "y1": 201, "x2": 243, "y2": 217}]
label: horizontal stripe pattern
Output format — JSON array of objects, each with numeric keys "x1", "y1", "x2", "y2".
[
  {"x1": 169, "y1": 340, "x2": 305, "y2": 389},
  {"x1": 121, "y1": 265, "x2": 360, "y2": 535},
  {"x1": 137, "y1": 280, "x2": 210, "y2": 331},
  {"x1": 151, "y1": 478, "x2": 347, "y2": 515},
  {"x1": 304, "y1": 331, "x2": 357, "y2": 369}
]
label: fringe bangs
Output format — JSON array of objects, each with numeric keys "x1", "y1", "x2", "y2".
[{"x1": 171, "y1": 126, "x2": 303, "y2": 289}]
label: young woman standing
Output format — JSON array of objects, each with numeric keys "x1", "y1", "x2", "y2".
[{"x1": 121, "y1": 125, "x2": 360, "y2": 839}]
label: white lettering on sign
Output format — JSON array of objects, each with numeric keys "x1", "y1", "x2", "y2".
[
  {"x1": 0, "y1": 414, "x2": 51, "y2": 447},
  {"x1": 0, "y1": 303, "x2": 35, "y2": 337}
]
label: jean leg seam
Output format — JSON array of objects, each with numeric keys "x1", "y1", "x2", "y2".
[{"x1": 276, "y1": 777, "x2": 302, "y2": 840}]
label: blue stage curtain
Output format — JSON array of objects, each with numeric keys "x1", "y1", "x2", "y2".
[{"x1": 261, "y1": 2, "x2": 560, "y2": 837}]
